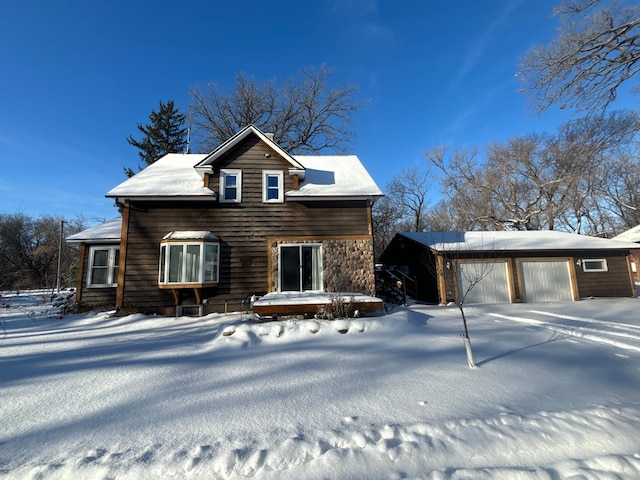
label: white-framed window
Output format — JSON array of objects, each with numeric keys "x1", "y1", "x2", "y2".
[
  {"x1": 219, "y1": 169, "x2": 242, "y2": 203},
  {"x1": 87, "y1": 246, "x2": 119, "y2": 288},
  {"x1": 262, "y1": 170, "x2": 284, "y2": 203},
  {"x1": 582, "y1": 259, "x2": 608, "y2": 272},
  {"x1": 159, "y1": 241, "x2": 220, "y2": 285},
  {"x1": 279, "y1": 244, "x2": 322, "y2": 292}
]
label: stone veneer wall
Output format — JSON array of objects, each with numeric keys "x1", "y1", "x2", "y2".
[{"x1": 270, "y1": 238, "x2": 376, "y2": 295}]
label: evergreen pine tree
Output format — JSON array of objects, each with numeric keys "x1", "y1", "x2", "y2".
[{"x1": 125, "y1": 100, "x2": 188, "y2": 177}]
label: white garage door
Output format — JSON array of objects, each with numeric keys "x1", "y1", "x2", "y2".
[
  {"x1": 519, "y1": 260, "x2": 573, "y2": 303},
  {"x1": 457, "y1": 261, "x2": 511, "y2": 304}
]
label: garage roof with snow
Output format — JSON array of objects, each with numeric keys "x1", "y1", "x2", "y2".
[{"x1": 400, "y1": 231, "x2": 640, "y2": 252}]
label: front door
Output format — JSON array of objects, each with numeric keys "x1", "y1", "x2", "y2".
[{"x1": 280, "y1": 245, "x2": 322, "y2": 292}]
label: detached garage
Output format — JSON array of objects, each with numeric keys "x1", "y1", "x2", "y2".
[{"x1": 378, "y1": 231, "x2": 637, "y2": 305}]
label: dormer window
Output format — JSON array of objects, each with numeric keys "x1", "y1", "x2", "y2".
[
  {"x1": 219, "y1": 169, "x2": 242, "y2": 203},
  {"x1": 263, "y1": 170, "x2": 284, "y2": 203}
]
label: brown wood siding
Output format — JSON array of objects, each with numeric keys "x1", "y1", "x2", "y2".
[
  {"x1": 381, "y1": 235, "x2": 635, "y2": 303},
  {"x1": 118, "y1": 135, "x2": 373, "y2": 313},
  {"x1": 206, "y1": 135, "x2": 297, "y2": 193},
  {"x1": 574, "y1": 252, "x2": 635, "y2": 298},
  {"x1": 76, "y1": 244, "x2": 118, "y2": 307}
]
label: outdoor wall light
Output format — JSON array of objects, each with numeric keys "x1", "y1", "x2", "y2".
[
  {"x1": 576, "y1": 259, "x2": 582, "y2": 266},
  {"x1": 446, "y1": 261, "x2": 451, "y2": 269}
]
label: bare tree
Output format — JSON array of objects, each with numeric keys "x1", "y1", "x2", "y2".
[
  {"x1": 371, "y1": 196, "x2": 402, "y2": 261},
  {"x1": 189, "y1": 65, "x2": 364, "y2": 153},
  {"x1": 422, "y1": 198, "x2": 473, "y2": 232},
  {"x1": 597, "y1": 147, "x2": 640, "y2": 231},
  {"x1": 519, "y1": 0, "x2": 640, "y2": 114},
  {"x1": 386, "y1": 166, "x2": 433, "y2": 232},
  {"x1": 0, "y1": 214, "x2": 85, "y2": 291},
  {"x1": 420, "y1": 233, "x2": 501, "y2": 368},
  {"x1": 428, "y1": 111, "x2": 640, "y2": 234},
  {"x1": 428, "y1": 141, "x2": 549, "y2": 231}
]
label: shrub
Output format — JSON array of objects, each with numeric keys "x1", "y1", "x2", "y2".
[{"x1": 316, "y1": 295, "x2": 356, "y2": 320}]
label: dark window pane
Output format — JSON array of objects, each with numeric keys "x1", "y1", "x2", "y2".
[
  {"x1": 91, "y1": 267, "x2": 108, "y2": 285},
  {"x1": 267, "y1": 175, "x2": 279, "y2": 187},
  {"x1": 302, "y1": 246, "x2": 313, "y2": 291},
  {"x1": 93, "y1": 250, "x2": 108, "y2": 267},
  {"x1": 168, "y1": 245, "x2": 183, "y2": 282},
  {"x1": 281, "y1": 246, "x2": 300, "y2": 291}
]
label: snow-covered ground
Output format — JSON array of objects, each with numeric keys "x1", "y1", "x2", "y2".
[{"x1": 1, "y1": 291, "x2": 640, "y2": 479}]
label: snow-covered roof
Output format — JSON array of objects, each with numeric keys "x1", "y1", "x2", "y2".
[
  {"x1": 286, "y1": 155, "x2": 383, "y2": 199},
  {"x1": 106, "y1": 154, "x2": 211, "y2": 200},
  {"x1": 105, "y1": 152, "x2": 382, "y2": 201},
  {"x1": 399, "y1": 231, "x2": 640, "y2": 252},
  {"x1": 66, "y1": 218, "x2": 122, "y2": 244},
  {"x1": 612, "y1": 224, "x2": 640, "y2": 244},
  {"x1": 162, "y1": 231, "x2": 219, "y2": 241}
]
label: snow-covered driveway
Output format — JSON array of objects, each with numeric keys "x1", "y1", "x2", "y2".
[{"x1": 489, "y1": 308, "x2": 640, "y2": 354}]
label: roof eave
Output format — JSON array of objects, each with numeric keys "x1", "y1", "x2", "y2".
[
  {"x1": 66, "y1": 238, "x2": 121, "y2": 244},
  {"x1": 286, "y1": 193, "x2": 384, "y2": 202},
  {"x1": 106, "y1": 194, "x2": 217, "y2": 203}
]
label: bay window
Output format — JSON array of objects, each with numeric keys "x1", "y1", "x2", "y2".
[{"x1": 159, "y1": 233, "x2": 220, "y2": 286}]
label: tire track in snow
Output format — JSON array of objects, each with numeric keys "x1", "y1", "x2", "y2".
[
  {"x1": 489, "y1": 312, "x2": 640, "y2": 353},
  {"x1": 528, "y1": 310, "x2": 640, "y2": 333}
]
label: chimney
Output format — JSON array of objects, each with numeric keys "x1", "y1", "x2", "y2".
[{"x1": 265, "y1": 132, "x2": 274, "y2": 140}]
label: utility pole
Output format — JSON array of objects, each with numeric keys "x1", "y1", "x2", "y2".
[{"x1": 56, "y1": 220, "x2": 64, "y2": 293}]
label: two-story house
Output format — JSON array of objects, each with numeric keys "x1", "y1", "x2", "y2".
[{"x1": 68, "y1": 125, "x2": 384, "y2": 316}]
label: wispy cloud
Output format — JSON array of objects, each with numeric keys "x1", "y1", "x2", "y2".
[
  {"x1": 454, "y1": 0, "x2": 523, "y2": 85},
  {"x1": 442, "y1": 76, "x2": 519, "y2": 144},
  {"x1": 326, "y1": 0, "x2": 394, "y2": 48}
]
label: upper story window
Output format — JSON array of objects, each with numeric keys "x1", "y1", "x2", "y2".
[
  {"x1": 159, "y1": 232, "x2": 220, "y2": 286},
  {"x1": 263, "y1": 170, "x2": 284, "y2": 203},
  {"x1": 581, "y1": 258, "x2": 608, "y2": 272},
  {"x1": 219, "y1": 169, "x2": 242, "y2": 203},
  {"x1": 87, "y1": 246, "x2": 119, "y2": 288}
]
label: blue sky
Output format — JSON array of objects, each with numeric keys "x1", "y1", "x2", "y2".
[{"x1": 1, "y1": 0, "x2": 583, "y2": 224}]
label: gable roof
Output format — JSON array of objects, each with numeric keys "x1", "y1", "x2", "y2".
[
  {"x1": 66, "y1": 218, "x2": 122, "y2": 244},
  {"x1": 106, "y1": 154, "x2": 211, "y2": 200},
  {"x1": 104, "y1": 126, "x2": 382, "y2": 201},
  {"x1": 397, "y1": 231, "x2": 640, "y2": 252},
  {"x1": 195, "y1": 124, "x2": 305, "y2": 170},
  {"x1": 612, "y1": 224, "x2": 640, "y2": 244},
  {"x1": 287, "y1": 155, "x2": 383, "y2": 200}
]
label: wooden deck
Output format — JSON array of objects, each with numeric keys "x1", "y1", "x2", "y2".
[{"x1": 252, "y1": 292, "x2": 385, "y2": 317}]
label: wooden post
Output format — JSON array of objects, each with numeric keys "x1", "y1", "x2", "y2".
[
  {"x1": 115, "y1": 202, "x2": 130, "y2": 310},
  {"x1": 436, "y1": 255, "x2": 447, "y2": 305},
  {"x1": 76, "y1": 243, "x2": 86, "y2": 303}
]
